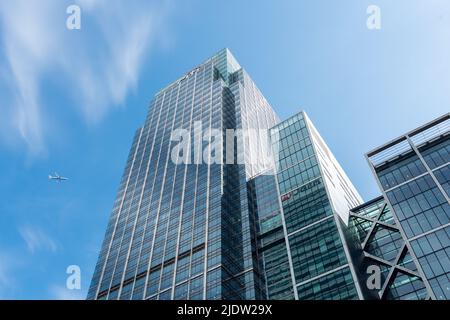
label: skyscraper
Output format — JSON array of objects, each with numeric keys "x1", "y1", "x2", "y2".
[
  {"x1": 88, "y1": 47, "x2": 449, "y2": 300},
  {"x1": 88, "y1": 49, "x2": 367, "y2": 301},
  {"x1": 87, "y1": 49, "x2": 280, "y2": 300},
  {"x1": 343, "y1": 113, "x2": 449, "y2": 300},
  {"x1": 251, "y1": 112, "x2": 364, "y2": 300},
  {"x1": 346, "y1": 196, "x2": 430, "y2": 300},
  {"x1": 363, "y1": 113, "x2": 450, "y2": 299}
]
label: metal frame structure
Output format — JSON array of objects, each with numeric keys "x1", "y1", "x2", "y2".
[
  {"x1": 363, "y1": 113, "x2": 450, "y2": 300},
  {"x1": 348, "y1": 197, "x2": 431, "y2": 299}
]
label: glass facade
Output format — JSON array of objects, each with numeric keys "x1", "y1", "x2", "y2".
[
  {"x1": 257, "y1": 112, "x2": 364, "y2": 300},
  {"x1": 87, "y1": 49, "x2": 279, "y2": 300},
  {"x1": 366, "y1": 113, "x2": 450, "y2": 300},
  {"x1": 87, "y1": 44, "x2": 449, "y2": 301},
  {"x1": 347, "y1": 197, "x2": 429, "y2": 300},
  {"x1": 247, "y1": 171, "x2": 294, "y2": 300}
]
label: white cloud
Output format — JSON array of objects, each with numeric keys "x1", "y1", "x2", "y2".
[
  {"x1": 49, "y1": 284, "x2": 86, "y2": 300},
  {"x1": 19, "y1": 225, "x2": 58, "y2": 254},
  {"x1": 0, "y1": 1, "x2": 56, "y2": 154},
  {"x1": 0, "y1": 0, "x2": 172, "y2": 154}
]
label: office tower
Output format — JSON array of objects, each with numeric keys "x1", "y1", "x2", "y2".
[
  {"x1": 364, "y1": 114, "x2": 450, "y2": 299},
  {"x1": 89, "y1": 48, "x2": 450, "y2": 301},
  {"x1": 87, "y1": 49, "x2": 279, "y2": 300},
  {"x1": 249, "y1": 111, "x2": 365, "y2": 300},
  {"x1": 247, "y1": 170, "x2": 291, "y2": 299},
  {"x1": 347, "y1": 197, "x2": 429, "y2": 300}
]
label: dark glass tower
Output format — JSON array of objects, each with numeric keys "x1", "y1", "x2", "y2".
[
  {"x1": 265, "y1": 112, "x2": 364, "y2": 299},
  {"x1": 347, "y1": 196, "x2": 429, "y2": 300},
  {"x1": 87, "y1": 49, "x2": 279, "y2": 300},
  {"x1": 247, "y1": 111, "x2": 367, "y2": 300},
  {"x1": 365, "y1": 114, "x2": 450, "y2": 299},
  {"x1": 89, "y1": 49, "x2": 450, "y2": 301},
  {"x1": 247, "y1": 170, "x2": 293, "y2": 299}
]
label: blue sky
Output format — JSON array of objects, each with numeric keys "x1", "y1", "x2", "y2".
[{"x1": 0, "y1": 0, "x2": 449, "y2": 299}]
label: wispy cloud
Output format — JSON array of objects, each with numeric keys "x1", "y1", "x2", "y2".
[
  {"x1": 19, "y1": 225, "x2": 58, "y2": 254},
  {"x1": 49, "y1": 284, "x2": 86, "y2": 300},
  {"x1": 0, "y1": 0, "x2": 172, "y2": 155}
]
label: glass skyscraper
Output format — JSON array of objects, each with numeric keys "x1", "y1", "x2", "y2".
[
  {"x1": 247, "y1": 111, "x2": 366, "y2": 300},
  {"x1": 263, "y1": 112, "x2": 364, "y2": 300},
  {"x1": 88, "y1": 47, "x2": 449, "y2": 300},
  {"x1": 87, "y1": 49, "x2": 280, "y2": 300},
  {"x1": 247, "y1": 170, "x2": 293, "y2": 300},
  {"x1": 347, "y1": 196, "x2": 429, "y2": 300},
  {"x1": 364, "y1": 114, "x2": 450, "y2": 299}
]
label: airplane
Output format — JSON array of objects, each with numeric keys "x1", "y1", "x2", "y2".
[{"x1": 48, "y1": 172, "x2": 69, "y2": 182}]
